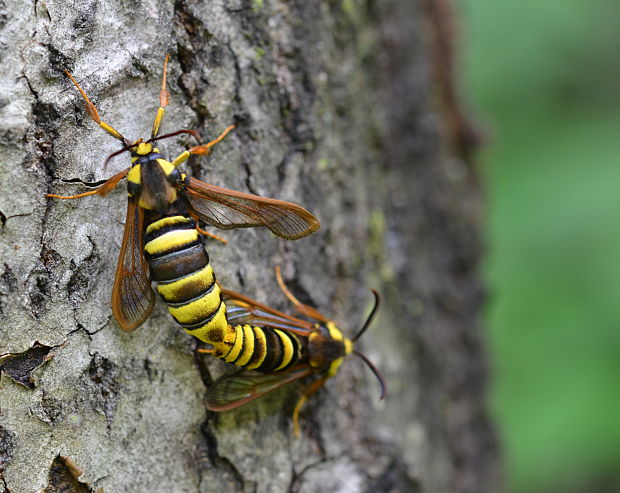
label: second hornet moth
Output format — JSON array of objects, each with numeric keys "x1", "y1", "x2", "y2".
[
  {"x1": 202, "y1": 267, "x2": 386, "y2": 436},
  {"x1": 46, "y1": 55, "x2": 320, "y2": 340}
]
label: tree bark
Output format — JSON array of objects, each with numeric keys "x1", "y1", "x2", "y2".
[{"x1": 0, "y1": 1, "x2": 498, "y2": 492}]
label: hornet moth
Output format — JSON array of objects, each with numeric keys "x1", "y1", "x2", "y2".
[
  {"x1": 201, "y1": 266, "x2": 386, "y2": 436},
  {"x1": 46, "y1": 55, "x2": 320, "y2": 341}
]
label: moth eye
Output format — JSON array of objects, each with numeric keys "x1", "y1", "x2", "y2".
[{"x1": 168, "y1": 168, "x2": 182, "y2": 184}]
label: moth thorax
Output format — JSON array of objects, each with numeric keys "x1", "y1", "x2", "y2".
[
  {"x1": 139, "y1": 161, "x2": 177, "y2": 211},
  {"x1": 135, "y1": 142, "x2": 153, "y2": 155},
  {"x1": 308, "y1": 328, "x2": 347, "y2": 369}
]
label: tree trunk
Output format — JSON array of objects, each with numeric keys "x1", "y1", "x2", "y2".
[{"x1": 0, "y1": 1, "x2": 498, "y2": 492}]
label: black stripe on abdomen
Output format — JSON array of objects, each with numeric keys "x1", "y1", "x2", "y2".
[
  {"x1": 144, "y1": 215, "x2": 229, "y2": 345},
  {"x1": 220, "y1": 325, "x2": 301, "y2": 372}
]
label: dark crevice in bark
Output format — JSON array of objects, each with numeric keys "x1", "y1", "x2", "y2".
[
  {"x1": 0, "y1": 262, "x2": 17, "y2": 320},
  {"x1": 68, "y1": 320, "x2": 106, "y2": 339},
  {"x1": 288, "y1": 453, "x2": 371, "y2": 493},
  {"x1": 39, "y1": 390, "x2": 65, "y2": 425},
  {"x1": 43, "y1": 455, "x2": 101, "y2": 493},
  {"x1": 58, "y1": 177, "x2": 108, "y2": 187},
  {"x1": 193, "y1": 349, "x2": 214, "y2": 388},
  {"x1": 275, "y1": 152, "x2": 289, "y2": 188},
  {"x1": 23, "y1": 70, "x2": 60, "y2": 181},
  {"x1": 0, "y1": 343, "x2": 55, "y2": 389},
  {"x1": 234, "y1": 266, "x2": 246, "y2": 288},
  {"x1": 143, "y1": 357, "x2": 154, "y2": 383},
  {"x1": 0, "y1": 262, "x2": 16, "y2": 317},
  {"x1": 0, "y1": 264, "x2": 17, "y2": 294},
  {"x1": 365, "y1": 458, "x2": 423, "y2": 493},
  {"x1": 0, "y1": 425, "x2": 17, "y2": 491},
  {"x1": 27, "y1": 245, "x2": 61, "y2": 320},
  {"x1": 23, "y1": 48, "x2": 66, "y2": 324},
  {"x1": 201, "y1": 422, "x2": 246, "y2": 493},
  {"x1": 67, "y1": 235, "x2": 103, "y2": 306},
  {"x1": 287, "y1": 459, "x2": 329, "y2": 493},
  {"x1": 241, "y1": 161, "x2": 258, "y2": 195},
  {"x1": 86, "y1": 353, "x2": 120, "y2": 429},
  {"x1": 0, "y1": 211, "x2": 36, "y2": 226},
  {"x1": 420, "y1": 0, "x2": 484, "y2": 167},
  {"x1": 44, "y1": 43, "x2": 72, "y2": 78}
]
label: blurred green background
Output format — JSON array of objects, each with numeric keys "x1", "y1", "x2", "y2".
[{"x1": 463, "y1": 1, "x2": 620, "y2": 492}]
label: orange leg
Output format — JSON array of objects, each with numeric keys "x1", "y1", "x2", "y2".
[
  {"x1": 46, "y1": 168, "x2": 129, "y2": 200},
  {"x1": 188, "y1": 125, "x2": 236, "y2": 155},
  {"x1": 46, "y1": 190, "x2": 99, "y2": 200},
  {"x1": 151, "y1": 54, "x2": 170, "y2": 138},
  {"x1": 170, "y1": 125, "x2": 236, "y2": 167},
  {"x1": 292, "y1": 375, "x2": 329, "y2": 437},
  {"x1": 275, "y1": 266, "x2": 329, "y2": 322},
  {"x1": 65, "y1": 71, "x2": 126, "y2": 143},
  {"x1": 197, "y1": 348, "x2": 216, "y2": 355},
  {"x1": 188, "y1": 211, "x2": 228, "y2": 244},
  {"x1": 198, "y1": 226, "x2": 228, "y2": 244}
]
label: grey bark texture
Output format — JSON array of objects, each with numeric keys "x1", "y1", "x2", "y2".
[{"x1": 0, "y1": 1, "x2": 498, "y2": 492}]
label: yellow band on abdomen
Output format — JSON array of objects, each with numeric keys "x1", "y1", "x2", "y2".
[
  {"x1": 157, "y1": 265, "x2": 215, "y2": 303},
  {"x1": 168, "y1": 283, "x2": 222, "y2": 325},
  {"x1": 145, "y1": 229, "x2": 199, "y2": 256}
]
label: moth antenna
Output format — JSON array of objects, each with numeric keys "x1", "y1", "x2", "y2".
[
  {"x1": 352, "y1": 289, "x2": 380, "y2": 342},
  {"x1": 147, "y1": 129, "x2": 202, "y2": 144},
  {"x1": 353, "y1": 350, "x2": 387, "y2": 400},
  {"x1": 103, "y1": 139, "x2": 142, "y2": 170}
]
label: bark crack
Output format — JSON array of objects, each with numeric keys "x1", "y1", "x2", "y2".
[
  {"x1": 58, "y1": 177, "x2": 108, "y2": 188},
  {"x1": 67, "y1": 235, "x2": 103, "y2": 308},
  {"x1": 287, "y1": 453, "x2": 351, "y2": 493},
  {"x1": 85, "y1": 352, "x2": 120, "y2": 430},
  {"x1": 200, "y1": 422, "x2": 246, "y2": 493},
  {"x1": 1, "y1": 211, "x2": 36, "y2": 225},
  {"x1": 0, "y1": 425, "x2": 17, "y2": 493},
  {"x1": 21, "y1": 64, "x2": 63, "y2": 321},
  {"x1": 0, "y1": 342, "x2": 58, "y2": 389},
  {"x1": 241, "y1": 161, "x2": 257, "y2": 195},
  {"x1": 42, "y1": 455, "x2": 102, "y2": 493}
]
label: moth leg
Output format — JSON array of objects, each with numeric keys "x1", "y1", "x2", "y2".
[
  {"x1": 292, "y1": 375, "x2": 329, "y2": 438},
  {"x1": 188, "y1": 210, "x2": 228, "y2": 244},
  {"x1": 65, "y1": 71, "x2": 127, "y2": 143},
  {"x1": 197, "y1": 226, "x2": 228, "y2": 244},
  {"x1": 46, "y1": 168, "x2": 129, "y2": 200},
  {"x1": 169, "y1": 125, "x2": 235, "y2": 168},
  {"x1": 151, "y1": 54, "x2": 170, "y2": 139},
  {"x1": 275, "y1": 266, "x2": 328, "y2": 322}
]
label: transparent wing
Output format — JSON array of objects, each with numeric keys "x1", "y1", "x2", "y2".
[
  {"x1": 206, "y1": 366, "x2": 313, "y2": 411},
  {"x1": 111, "y1": 199, "x2": 155, "y2": 330},
  {"x1": 183, "y1": 177, "x2": 320, "y2": 240},
  {"x1": 222, "y1": 288, "x2": 314, "y2": 335}
]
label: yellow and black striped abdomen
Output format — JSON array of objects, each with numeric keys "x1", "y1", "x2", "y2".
[
  {"x1": 217, "y1": 325, "x2": 301, "y2": 372},
  {"x1": 144, "y1": 215, "x2": 229, "y2": 344}
]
